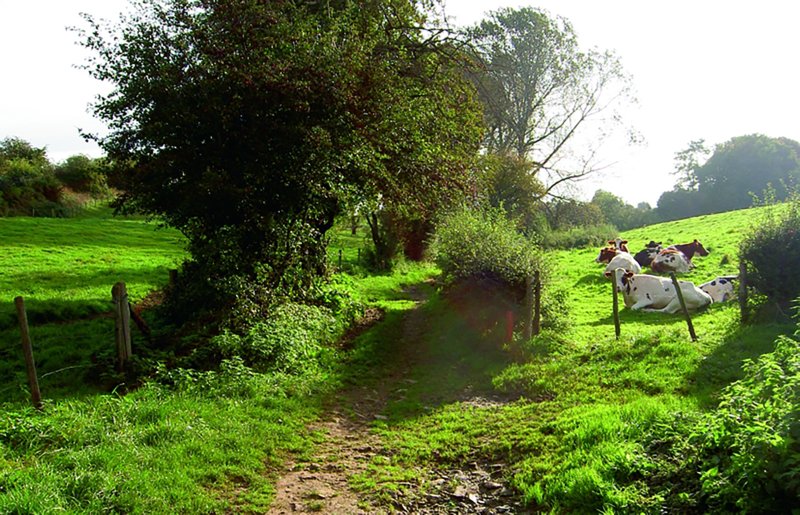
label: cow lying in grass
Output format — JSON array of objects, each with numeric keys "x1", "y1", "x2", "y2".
[
  {"x1": 650, "y1": 239, "x2": 709, "y2": 274},
  {"x1": 699, "y1": 275, "x2": 737, "y2": 303},
  {"x1": 606, "y1": 267, "x2": 713, "y2": 313},
  {"x1": 596, "y1": 246, "x2": 641, "y2": 274}
]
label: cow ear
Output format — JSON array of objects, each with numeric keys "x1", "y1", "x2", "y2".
[
  {"x1": 625, "y1": 271, "x2": 634, "y2": 278},
  {"x1": 604, "y1": 271, "x2": 612, "y2": 278},
  {"x1": 621, "y1": 240, "x2": 628, "y2": 244}
]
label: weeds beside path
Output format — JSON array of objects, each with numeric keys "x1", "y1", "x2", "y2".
[
  {"x1": 265, "y1": 279, "x2": 534, "y2": 514},
  {"x1": 266, "y1": 284, "x2": 430, "y2": 514}
]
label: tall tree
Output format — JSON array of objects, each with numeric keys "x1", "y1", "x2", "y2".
[
  {"x1": 76, "y1": 0, "x2": 483, "y2": 318},
  {"x1": 466, "y1": 7, "x2": 634, "y2": 197},
  {"x1": 672, "y1": 139, "x2": 710, "y2": 190}
]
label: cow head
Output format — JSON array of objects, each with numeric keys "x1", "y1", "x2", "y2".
[
  {"x1": 692, "y1": 239, "x2": 709, "y2": 257},
  {"x1": 596, "y1": 246, "x2": 618, "y2": 263},
  {"x1": 604, "y1": 267, "x2": 634, "y2": 292},
  {"x1": 645, "y1": 240, "x2": 662, "y2": 249},
  {"x1": 608, "y1": 238, "x2": 629, "y2": 252}
]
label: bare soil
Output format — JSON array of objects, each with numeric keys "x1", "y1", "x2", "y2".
[{"x1": 266, "y1": 283, "x2": 532, "y2": 514}]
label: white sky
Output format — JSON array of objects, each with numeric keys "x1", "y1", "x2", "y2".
[{"x1": 2, "y1": 1, "x2": 799, "y2": 206}]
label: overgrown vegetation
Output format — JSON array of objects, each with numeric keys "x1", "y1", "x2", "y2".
[{"x1": 740, "y1": 195, "x2": 800, "y2": 308}]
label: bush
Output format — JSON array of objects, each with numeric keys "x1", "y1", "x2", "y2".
[
  {"x1": 689, "y1": 334, "x2": 800, "y2": 512},
  {"x1": 542, "y1": 223, "x2": 620, "y2": 250},
  {"x1": 429, "y1": 205, "x2": 546, "y2": 289},
  {"x1": 55, "y1": 155, "x2": 110, "y2": 196},
  {"x1": 740, "y1": 200, "x2": 800, "y2": 306}
]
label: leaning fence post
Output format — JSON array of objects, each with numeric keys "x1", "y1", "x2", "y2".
[
  {"x1": 15, "y1": 297, "x2": 42, "y2": 409},
  {"x1": 669, "y1": 272, "x2": 698, "y2": 341},
  {"x1": 112, "y1": 282, "x2": 133, "y2": 371},
  {"x1": 738, "y1": 261, "x2": 748, "y2": 324},
  {"x1": 611, "y1": 269, "x2": 621, "y2": 340}
]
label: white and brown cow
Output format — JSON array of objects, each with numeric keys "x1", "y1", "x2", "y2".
[
  {"x1": 605, "y1": 267, "x2": 713, "y2": 313},
  {"x1": 650, "y1": 240, "x2": 709, "y2": 274},
  {"x1": 699, "y1": 275, "x2": 737, "y2": 303},
  {"x1": 596, "y1": 247, "x2": 641, "y2": 274}
]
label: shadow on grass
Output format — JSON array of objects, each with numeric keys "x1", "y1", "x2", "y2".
[
  {"x1": 685, "y1": 321, "x2": 792, "y2": 406},
  {"x1": 346, "y1": 278, "x2": 521, "y2": 425}
]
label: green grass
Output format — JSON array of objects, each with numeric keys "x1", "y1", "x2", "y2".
[
  {"x1": 1, "y1": 204, "x2": 794, "y2": 513},
  {"x1": 351, "y1": 203, "x2": 796, "y2": 512},
  {"x1": 0, "y1": 212, "x2": 438, "y2": 513}
]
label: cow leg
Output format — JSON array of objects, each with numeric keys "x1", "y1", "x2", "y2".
[{"x1": 629, "y1": 299, "x2": 653, "y2": 310}]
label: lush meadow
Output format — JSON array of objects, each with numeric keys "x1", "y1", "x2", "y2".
[
  {"x1": 1, "y1": 204, "x2": 796, "y2": 512},
  {"x1": 354, "y1": 204, "x2": 797, "y2": 512}
]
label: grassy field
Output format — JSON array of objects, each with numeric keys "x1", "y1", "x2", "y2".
[
  {"x1": 0, "y1": 204, "x2": 794, "y2": 512},
  {"x1": 0, "y1": 209, "x2": 186, "y2": 403},
  {"x1": 352, "y1": 204, "x2": 795, "y2": 511}
]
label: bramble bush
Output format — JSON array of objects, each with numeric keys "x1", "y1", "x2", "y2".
[{"x1": 740, "y1": 198, "x2": 800, "y2": 307}]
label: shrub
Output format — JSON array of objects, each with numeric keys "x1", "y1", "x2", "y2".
[
  {"x1": 689, "y1": 333, "x2": 800, "y2": 512},
  {"x1": 429, "y1": 205, "x2": 546, "y2": 289},
  {"x1": 740, "y1": 200, "x2": 800, "y2": 306},
  {"x1": 541, "y1": 223, "x2": 619, "y2": 250},
  {"x1": 55, "y1": 155, "x2": 110, "y2": 196}
]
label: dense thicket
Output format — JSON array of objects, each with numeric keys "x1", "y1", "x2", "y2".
[
  {"x1": 740, "y1": 198, "x2": 800, "y2": 308},
  {"x1": 77, "y1": 0, "x2": 483, "y2": 322}
]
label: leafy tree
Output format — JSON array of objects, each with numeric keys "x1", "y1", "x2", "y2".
[
  {"x1": 544, "y1": 198, "x2": 605, "y2": 230},
  {"x1": 695, "y1": 134, "x2": 800, "y2": 212},
  {"x1": 659, "y1": 134, "x2": 800, "y2": 220},
  {"x1": 77, "y1": 0, "x2": 483, "y2": 319},
  {"x1": 55, "y1": 155, "x2": 109, "y2": 195},
  {"x1": 478, "y1": 153, "x2": 547, "y2": 235},
  {"x1": 466, "y1": 7, "x2": 634, "y2": 197},
  {"x1": 672, "y1": 138, "x2": 709, "y2": 190}
]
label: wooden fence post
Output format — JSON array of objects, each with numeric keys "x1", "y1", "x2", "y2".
[
  {"x1": 112, "y1": 282, "x2": 133, "y2": 371},
  {"x1": 669, "y1": 272, "x2": 698, "y2": 341},
  {"x1": 533, "y1": 271, "x2": 541, "y2": 336},
  {"x1": 338, "y1": 249, "x2": 343, "y2": 269},
  {"x1": 15, "y1": 297, "x2": 42, "y2": 409},
  {"x1": 523, "y1": 275, "x2": 533, "y2": 341},
  {"x1": 611, "y1": 269, "x2": 621, "y2": 340},
  {"x1": 738, "y1": 261, "x2": 748, "y2": 324}
]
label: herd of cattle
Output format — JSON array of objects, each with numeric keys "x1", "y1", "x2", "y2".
[{"x1": 596, "y1": 238, "x2": 737, "y2": 314}]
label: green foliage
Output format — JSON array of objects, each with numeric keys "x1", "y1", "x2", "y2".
[
  {"x1": 54, "y1": 155, "x2": 109, "y2": 196},
  {"x1": 590, "y1": 190, "x2": 656, "y2": 230},
  {"x1": 740, "y1": 197, "x2": 800, "y2": 306},
  {"x1": 77, "y1": 0, "x2": 483, "y2": 320},
  {"x1": 541, "y1": 223, "x2": 619, "y2": 249},
  {"x1": 466, "y1": 7, "x2": 633, "y2": 193},
  {"x1": 429, "y1": 206, "x2": 545, "y2": 288},
  {"x1": 478, "y1": 153, "x2": 548, "y2": 235},
  {"x1": 0, "y1": 137, "x2": 62, "y2": 215},
  {"x1": 658, "y1": 134, "x2": 800, "y2": 220},
  {"x1": 544, "y1": 198, "x2": 606, "y2": 230},
  {"x1": 687, "y1": 334, "x2": 800, "y2": 512}
]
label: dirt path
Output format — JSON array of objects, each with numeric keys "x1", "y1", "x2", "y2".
[
  {"x1": 266, "y1": 289, "x2": 427, "y2": 514},
  {"x1": 266, "y1": 283, "x2": 531, "y2": 514}
]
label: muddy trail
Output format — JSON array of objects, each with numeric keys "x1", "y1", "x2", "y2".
[{"x1": 266, "y1": 281, "x2": 533, "y2": 514}]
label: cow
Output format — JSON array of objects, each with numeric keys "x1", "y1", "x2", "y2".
[
  {"x1": 608, "y1": 237, "x2": 629, "y2": 253},
  {"x1": 650, "y1": 239, "x2": 709, "y2": 274},
  {"x1": 606, "y1": 267, "x2": 713, "y2": 313},
  {"x1": 633, "y1": 240, "x2": 662, "y2": 267},
  {"x1": 699, "y1": 275, "x2": 738, "y2": 303},
  {"x1": 596, "y1": 247, "x2": 641, "y2": 274}
]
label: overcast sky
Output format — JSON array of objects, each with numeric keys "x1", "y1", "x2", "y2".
[{"x1": 2, "y1": 1, "x2": 799, "y2": 206}]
